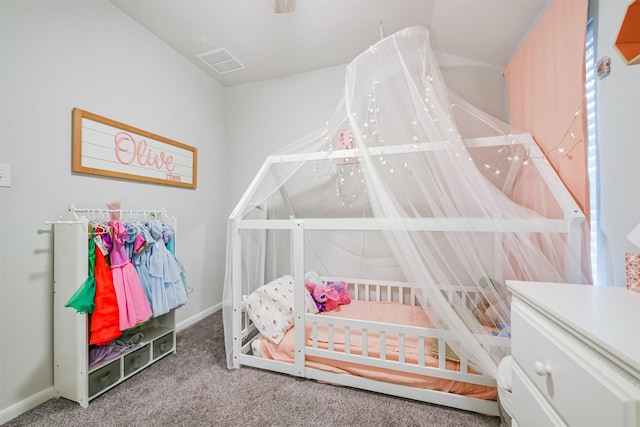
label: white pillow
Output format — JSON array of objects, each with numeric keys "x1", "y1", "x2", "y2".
[{"x1": 242, "y1": 275, "x2": 319, "y2": 344}]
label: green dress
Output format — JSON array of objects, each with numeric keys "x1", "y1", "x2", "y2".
[{"x1": 64, "y1": 229, "x2": 96, "y2": 314}]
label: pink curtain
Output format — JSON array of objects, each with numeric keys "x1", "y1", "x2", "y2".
[
  {"x1": 504, "y1": 0, "x2": 592, "y2": 284},
  {"x1": 504, "y1": 0, "x2": 589, "y2": 217}
]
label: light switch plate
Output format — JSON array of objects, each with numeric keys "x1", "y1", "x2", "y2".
[{"x1": 0, "y1": 163, "x2": 11, "y2": 187}]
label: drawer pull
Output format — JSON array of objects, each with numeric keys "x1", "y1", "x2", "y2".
[{"x1": 534, "y1": 361, "x2": 552, "y2": 376}]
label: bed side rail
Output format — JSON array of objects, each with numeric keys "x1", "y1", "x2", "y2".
[
  {"x1": 321, "y1": 276, "x2": 488, "y2": 311},
  {"x1": 304, "y1": 313, "x2": 508, "y2": 387}
]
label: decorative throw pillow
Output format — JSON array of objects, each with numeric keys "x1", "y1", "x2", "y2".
[{"x1": 242, "y1": 275, "x2": 319, "y2": 344}]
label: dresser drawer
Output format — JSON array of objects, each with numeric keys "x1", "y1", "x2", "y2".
[
  {"x1": 512, "y1": 362, "x2": 565, "y2": 427},
  {"x1": 512, "y1": 300, "x2": 637, "y2": 427}
]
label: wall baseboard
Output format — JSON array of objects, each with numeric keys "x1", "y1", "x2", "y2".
[
  {"x1": 0, "y1": 386, "x2": 55, "y2": 425},
  {"x1": 176, "y1": 303, "x2": 221, "y2": 331},
  {"x1": 0, "y1": 305, "x2": 221, "y2": 424}
]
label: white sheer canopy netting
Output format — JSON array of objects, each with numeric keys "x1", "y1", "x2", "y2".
[{"x1": 223, "y1": 26, "x2": 588, "y2": 378}]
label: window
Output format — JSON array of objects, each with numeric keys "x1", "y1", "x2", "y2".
[{"x1": 585, "y1": 18, "x2": 599, "y2": 284}]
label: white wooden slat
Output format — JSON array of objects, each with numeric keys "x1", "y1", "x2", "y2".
[
  {"x1": 438, "y1": 338, "x2": 446, "y2": 370},
  {"x1": 345, "y1": 326, "x2": 351, "y2": 355},
  {"x1": 362, "y1": 329, "x2": 368, "y2": 358},
  {"x1": 312, "y1": 322, "x2": 318, "y2": 349},
  {"x1": 328, "y1": 324, "x2": 334, "y2": 352},
  {"x1": 460, "y1": 357, "x2": 468, "y2": 374}
]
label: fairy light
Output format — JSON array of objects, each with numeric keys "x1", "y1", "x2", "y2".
[
  {"x1": 330, "y1": 61, "x2": 562, "y2": 206},
  {"x1": 544, "y1": 102, "x2": 586, "y2": 170}
]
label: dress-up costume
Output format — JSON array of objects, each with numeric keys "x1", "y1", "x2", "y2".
[
  {"x1": 142, "y1": 220, "x2": 188, "y2": 317},
  {"x1": 64, "y1": 233, "x2": 96, "y2": 314},
  {"x1": 124, "y1": 222, "x2": 138, "y2": 261},
  {"x1": 109, "y1": 220, "x2": 152, "y2": 330},
  {"x1": 162, "y1": 223, "x2": 189, "y2": 295},
  {"x1": 133, "y1": 225, "x2": 157, "y2": 314},
  {"x1": 90, "y1": 226, "x2": 121, "y2": 345}
]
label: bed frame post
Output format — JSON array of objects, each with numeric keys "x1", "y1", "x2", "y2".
[
  {"x1": 292, "y1": 220, "x2": 306, "y2": 377},
  {"x1": 231, "y1": 223, "x2": 242, "y2": 369},
  {"x1": 566, "y1": 216, "x2": 584, "y2": 283}
]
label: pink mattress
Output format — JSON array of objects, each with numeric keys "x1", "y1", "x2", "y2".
[{"x1": 259, "y1": 300, "x2": 497, "y2": 400}]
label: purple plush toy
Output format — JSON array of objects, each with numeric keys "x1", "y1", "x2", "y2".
[{"x1": 305, "y1": 280, "x2": 351, "y2": 312}]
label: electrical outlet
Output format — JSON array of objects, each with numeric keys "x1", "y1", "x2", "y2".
[{"x1": 0, "y1": 163, "x2": 12, "y2": 187}]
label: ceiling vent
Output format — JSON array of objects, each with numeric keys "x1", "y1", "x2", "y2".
[{"x1": 197, "y1": 48, "x2": 245, "y2": 74}]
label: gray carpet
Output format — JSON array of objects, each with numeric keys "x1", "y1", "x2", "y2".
[{"x1": 4, "y1": 311, "x2": 501, "y2": 427}]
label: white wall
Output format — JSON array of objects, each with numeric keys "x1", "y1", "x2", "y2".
[
  {"x1": 225, "y1": 63, "x2": 509, "y2": 214},
  {"x1": 595, "y1": 0, "x2": 640, "y2": 286},
  {"x1": 0, "y1": 1, "x2": 227, "y2": 420},
  {"x1": 225, "y1": 65, "x2": 347, "y2": 213},
  {"x1": 442, "y1": 65, "x2": 510, "y2": 123}
]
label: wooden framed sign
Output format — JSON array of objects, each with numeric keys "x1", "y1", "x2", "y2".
[{"x1": 72, "y1": 108, "x2": 197, "y2": 188}]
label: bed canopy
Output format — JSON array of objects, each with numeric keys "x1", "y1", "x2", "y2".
[{"x1": 223, "y1": 26, "x2": 590, "y2": 379}]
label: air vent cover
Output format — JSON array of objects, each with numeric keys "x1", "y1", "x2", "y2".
[{"x1": 197, "y1": 48, "x2": 245, "y2": 74}]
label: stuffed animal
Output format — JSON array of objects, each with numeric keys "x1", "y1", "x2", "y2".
[
  {"x1": 324, "y1": 281, "x2": 351, "y2": 311},
  {"x1": 304, "y1": 277, "x2": 325, "y2": 311},
  {"x1": 312, "y1": 285, "x2": 339, "y2": 312},
  {"x1": 305, "y1": 279, "x2": 351, "y2": 312}
]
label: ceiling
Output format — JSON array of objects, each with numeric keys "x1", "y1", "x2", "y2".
[{"x1": 109, "y1": 0, "x2": 550, "y2": 87}]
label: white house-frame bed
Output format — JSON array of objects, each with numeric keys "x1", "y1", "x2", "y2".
[
  {"x1": 226, "y1": 132, "x2": 586, "y2": 416},
  {"x1": 224, "y1": 26, "x2": 590, "y2": 418}
]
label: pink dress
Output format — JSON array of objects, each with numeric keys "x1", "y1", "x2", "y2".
[{"x1": 109, "y1": 220, "x2": 152, "y2": 330}]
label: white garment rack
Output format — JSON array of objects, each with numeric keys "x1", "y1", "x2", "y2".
[
  {"x1": 50, "y1": 205, "x2": 178, "y2": 407},
  {"x1": 48, "y1": 205, "x2": 177, "y2": 234}
]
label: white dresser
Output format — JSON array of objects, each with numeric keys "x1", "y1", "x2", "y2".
[{"x1": 507, "y1": 281, "x2": 640, "y2": 427}]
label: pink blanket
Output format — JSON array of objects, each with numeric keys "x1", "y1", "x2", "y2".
[{"x1": 260, "y1": 300, "x2": 497, "y2": 400}]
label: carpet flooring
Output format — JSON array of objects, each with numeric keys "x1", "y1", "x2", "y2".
[{"x1": 4, "y1": 310, "x2": 502, "y2": 427}]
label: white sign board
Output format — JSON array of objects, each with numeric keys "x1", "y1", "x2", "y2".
[{"x1": 72, "y1": 108, "x2": 197, "y2": 188}]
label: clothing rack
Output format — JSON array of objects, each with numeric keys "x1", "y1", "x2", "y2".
[
  {"x1": 47, "y1": 204, "x2": 177, "y2": 234},
  {"x1": 51, "y1": 205, "x2": 181, "y2": 407},
  {"x1": 69, "y1": 205, "x2": 167, "y2": 217}
]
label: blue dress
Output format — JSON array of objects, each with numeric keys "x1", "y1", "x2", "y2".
[
  {"x1": 140, "y1": 220, "x2": 188, "y2": 316},
  {"x1": 134, "y1": 225, "x2": 157, "y2": 313}
]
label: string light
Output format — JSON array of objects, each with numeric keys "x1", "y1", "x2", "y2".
[{"x1": 319, "y1": 60, "x2": 564, "y2": 208}]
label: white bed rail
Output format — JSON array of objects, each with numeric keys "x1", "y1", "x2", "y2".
[
  {"x1": 304, "y1": 313, "x2": 507, "y2": 388},
  {"x1": 239, "y1": 277, "x2": 509, "y2": 383},
  {"x1": 236, "y1": 276, "x2": 508, "y2": 416},
  {"x1": 322, "y1": 276, "x2": 491, "y2": 314},
  {"x1": 310, "y1": 277, "x2": 507, "y2": 386}
]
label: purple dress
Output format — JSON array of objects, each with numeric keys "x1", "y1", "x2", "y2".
[{"x1": 109, "y1": 220, "x2": 152, "y2": 330}]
